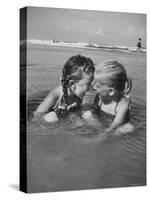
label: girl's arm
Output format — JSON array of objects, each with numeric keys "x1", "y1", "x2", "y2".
[
  {"x1": 33, "y1": 87, "x2": 60, "y2": 118},
  {"x1": 106, "y1": 98, "x2": 129, "y2": 133}
]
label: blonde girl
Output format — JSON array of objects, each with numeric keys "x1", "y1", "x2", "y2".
[{"x1": 83, "y1": 60, "x2": 133, "y2": 133}]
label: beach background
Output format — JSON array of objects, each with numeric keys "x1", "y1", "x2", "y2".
[{"x1": 21, "y1": 7, "x2": 146, "y2": 193}]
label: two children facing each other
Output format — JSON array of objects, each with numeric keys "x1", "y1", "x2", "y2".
[{"x1": 34, "y1": 55, "x2": 132, "y2": 133}]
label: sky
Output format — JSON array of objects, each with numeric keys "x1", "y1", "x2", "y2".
[{"x1": 27, "y1": 7, "x2": 146, "y2": 47}]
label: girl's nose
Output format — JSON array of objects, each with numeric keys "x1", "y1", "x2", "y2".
[
  {"x1": 88, "y1": 85, "x2": 94, "y2": 92},
  {"x1": 91, "y1": 84, "x2": 96, "y2": 91},
  {"x1": 90, "y1": 81, "x2": 95, "y2": 89},
  {"x1": 92, "y1": 87, "x2": 96, "y2": 91}
]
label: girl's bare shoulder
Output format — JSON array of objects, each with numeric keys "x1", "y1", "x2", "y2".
[
  {"x1": 117, "y1": 96, "x2": 130, "y2": 111},
  {"x1": 48, "y1": 85, "x2": 62, "y2": 98}
]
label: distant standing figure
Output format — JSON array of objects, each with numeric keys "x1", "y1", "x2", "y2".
[{"x1": 137, "y1": 38, "x2": 142, "y2": 51}]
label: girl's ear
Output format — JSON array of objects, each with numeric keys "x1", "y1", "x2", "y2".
[
  {"x1": 108, "y1": 87, "x2": 115, "y2": 96},
  {"x1": 69, "y1": 80, "x2": 76, "y2": 90}
]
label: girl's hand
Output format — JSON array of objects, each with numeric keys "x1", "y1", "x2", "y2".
[
  {"x1": 82, "y1": 110, "x2": 104, "y2": 129},
  {"x1": 43, "y1": 111, "x2": 59, "y2": 123},
  {"x1": 82, "y1": 110, "x2": 93, "y2": 119},
  {"x1": 104, "y1": 128, "x2": 114, "y2": 135}
]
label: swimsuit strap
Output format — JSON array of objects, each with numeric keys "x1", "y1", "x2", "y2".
[{"x1": 98, "y1": 96, "x2": 103, "y2": 107}]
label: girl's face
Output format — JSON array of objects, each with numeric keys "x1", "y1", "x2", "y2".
[
  {"x1": 92, "y1": 74, "x2": 114, "y2": 100},
  {"x1": 72, "y1": 72, "x2": 94, "y2": 98}
]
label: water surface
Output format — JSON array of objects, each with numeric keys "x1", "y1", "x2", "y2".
[{"x1": 26, "y1": 45, "x2": 146, "y2": 193}]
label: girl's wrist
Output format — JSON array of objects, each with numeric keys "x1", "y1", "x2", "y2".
[
  {"x1": 33, "y1": 111, "x2": 43, "y2": 119},
  {"x1": 105, "y1": 128, "x2": 114, "y2": 135}
]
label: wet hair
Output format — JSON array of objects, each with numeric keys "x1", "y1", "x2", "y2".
[
  {"x1": 95, "y1": 60, "x2": 132, "y2": 95},
  {"x1": 61, "y1": 54, "x2": 94, "y2": 106}
]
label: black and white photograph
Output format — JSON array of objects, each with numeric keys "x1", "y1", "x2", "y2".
[{"x1": 20, "y1": 6, "x2": 146, "y2": 193}]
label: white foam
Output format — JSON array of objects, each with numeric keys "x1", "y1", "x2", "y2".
[{"x1": 24, "y1": 39, "x2": 146, "y2": 53}]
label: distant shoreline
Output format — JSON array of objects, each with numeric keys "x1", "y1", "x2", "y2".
[{"x1": 20, "y1": 39, "x2": 146, "y2": 53}]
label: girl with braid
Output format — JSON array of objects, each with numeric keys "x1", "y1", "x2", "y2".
[{"x1": 33, "y1": 54, "x2": 94, "y2": 123}]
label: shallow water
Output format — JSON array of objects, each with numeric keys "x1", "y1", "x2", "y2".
[{"x1": 25, "y1": 45, "x2": 146, "y2": 193}]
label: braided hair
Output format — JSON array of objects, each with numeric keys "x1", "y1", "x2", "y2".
[{"x1": 61, "y1": 54, "x2": 94, "y2": 108}]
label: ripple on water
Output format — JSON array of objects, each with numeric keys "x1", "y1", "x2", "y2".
[{"x1": 27, "y1": 92, "x2": 146, "y2": 189}]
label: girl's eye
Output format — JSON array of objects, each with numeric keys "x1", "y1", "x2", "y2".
[{"x1": 95, "y1": 84, "x2": 100, "y2": 88}]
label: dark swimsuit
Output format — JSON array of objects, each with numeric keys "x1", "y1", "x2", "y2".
[
  {"x1": 137, "y1": 41, "x2": 141, "y2": 48},
  {"x1": 54, "y1": 93, "x2": 82, "y2": 118}
]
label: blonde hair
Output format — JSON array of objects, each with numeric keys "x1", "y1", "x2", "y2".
[{"x1": 95, "y1": 60, "x2": 132, "y2": 95}]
